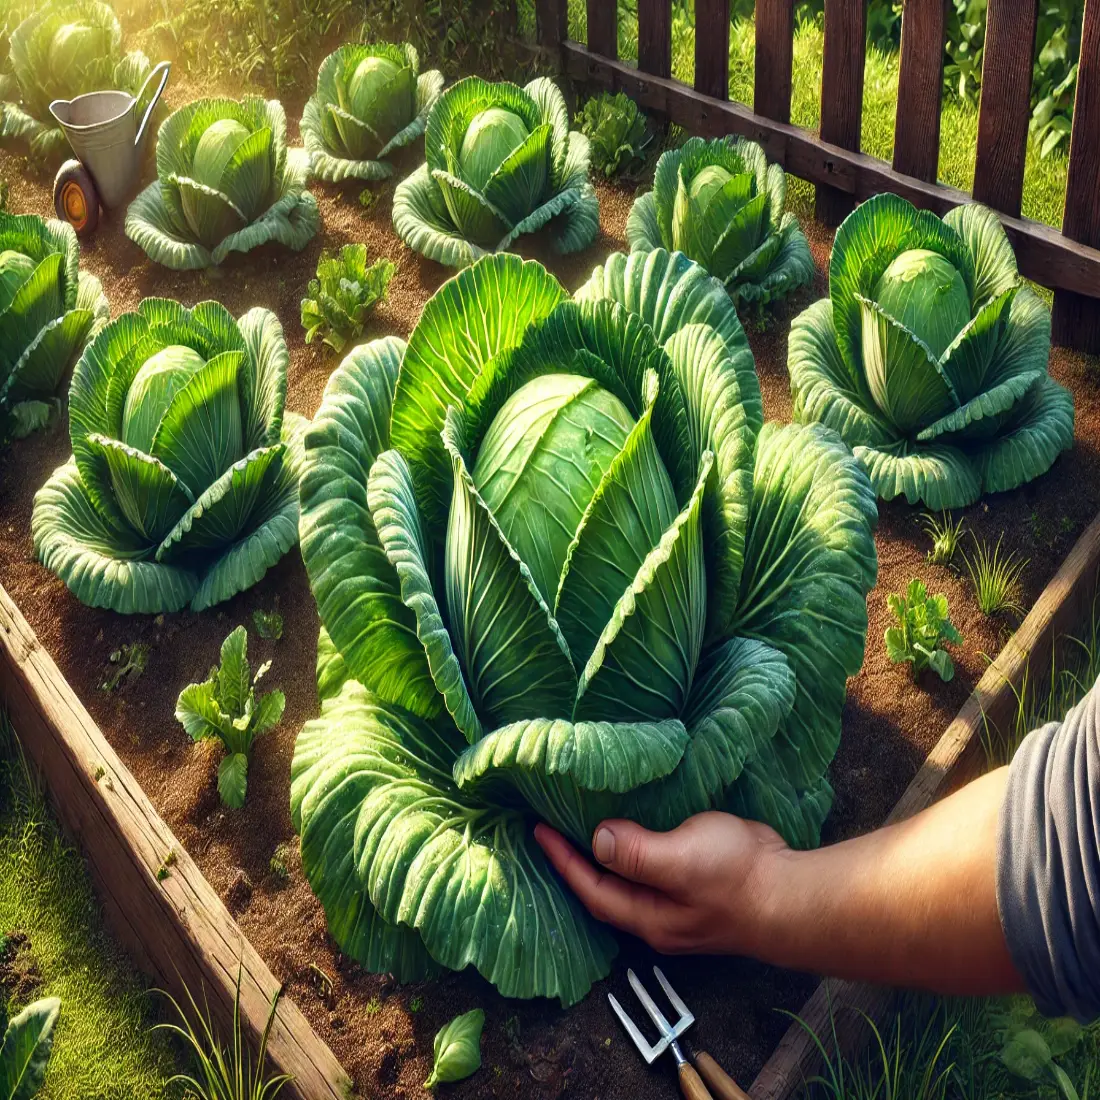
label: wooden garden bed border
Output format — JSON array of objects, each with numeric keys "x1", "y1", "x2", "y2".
[{"x1": 1, "y1": 508, "x2": 1100, "y2": 1100}]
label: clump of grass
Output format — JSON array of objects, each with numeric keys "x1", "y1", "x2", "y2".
[
  {"x1": 156, "y1": 965, "x2": 291, "y2": 1100},
  {"x1": 965, "y1": 533, "x2": 1029, "y2": 617},
  {"x1": 409, "y1": 995, "x2": 424, "y2": 1013},
  {"x1": 922, "y1": 512, "x2": 966, "y2": 567},
  {"x1": 268, "y1": 842, "x2": 292, "y2": 883},
  {"x1": 364, "y1": 996, "x2": 382, "y2": 1016}
]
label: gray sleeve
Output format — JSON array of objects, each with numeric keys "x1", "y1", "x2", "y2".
[{"x1": 997, "y1": 679, "x2": 1100, "y2": 1022}]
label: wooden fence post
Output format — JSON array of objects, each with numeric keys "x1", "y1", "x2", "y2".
[
  {"x1": 587, "y1": 0, "x2": 618, "y2": 59},
  {"x1": 972, "y1": 0, "x2": 1039, "y2": 216},
  {"x1": 754, "y1": 0, "x2": 794, "y2": 123},
  {"x1": 637, "y1": 0, "x2": 672, "y2": 79},
  {"x1": 1052, "y1": 0, "x2": 1100, "y2": 354},
  {"x1": 817, "y1": 0, "x2": 867, "y2": 224},
  {"x1": 893, "y1": 0, "x2": 944, "y2": 182},
  {"x1": 696, "y1": 0, "x2": 731, "y2": 100},
  {"x1": 535, "y1": 0, "x2": 567, "y2": 49}
]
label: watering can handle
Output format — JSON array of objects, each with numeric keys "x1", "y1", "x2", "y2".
[{"x1": 134, "y1": 61, "x2": 171, "y2": 149}]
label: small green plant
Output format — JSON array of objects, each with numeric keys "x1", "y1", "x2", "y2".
[
  {"x1": 409, "y1": 996, "x2": 424, "y2": 1013},
  {"x1": 252, "y1": 608, "x2": 283, "y2": 642},
  {"x1": 364, "y1": 997, "x2": 382, "y2": 1016},
  {"x1": 885, "y1": 580, "x2": 962, "y2": 683},
  {"x1": 268, "y1": 842, "x2": 291, "y2": 882},
  {"x1": 425, "y1": 1008, "x2": 484, "y2": 1089},
  {"x1": 156, "y1": 849, "x2": 177, "y2": 882},
  {"x1": 995, "y1": 997, "x2": 1089, "y2": 1100},
  {"x1": 922, "y1": 512, "x2": 965, "y2": 567},
  {"x1": 175, "y1": 627, "x2": 286, "y2": 810},
  {"x1": 301, "y1": 244, "x2": 396, "y2": 354},
  {"x1": 576, "y1": 91, "x2": 652, "y2": 180},
  {"x1": 0, "y1": 995, "x2": 60, "y2": 1100},
  {"x1": 101, "y1": 642, "x2": 149, "y2": 692},
  {"x1": 156, "y1": 965, "x2": 291, "y2": 1100},
  {"x1": 966, "y1": 534, "x2": 1028, "y2": 617}
]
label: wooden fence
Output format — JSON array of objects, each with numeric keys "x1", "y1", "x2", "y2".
[{"x1": 531, "y1": 0, "x2": 1100, "y2": 355}]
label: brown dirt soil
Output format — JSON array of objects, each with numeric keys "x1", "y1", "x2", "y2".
[{"x1": 2, "y1": 73, "x2": 1100, "y2": 1100}]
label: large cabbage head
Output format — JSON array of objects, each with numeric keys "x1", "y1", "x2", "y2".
[
  {"x1": 392, "y1": 76, "x2": 599, "y2": 268},
  {"x1": 627, "y1": 136, "x2": 813, "y2": 312},
  {"x1": 301, "y1": 42, "x2": 443, "y2": 183},
  {"x1": 788, "y1": 194, "x2": 1074, "y2": 510},
  {"x1": 291, "y1": 250, "x2": 878, "y2": 1005},
  {"x1": 32, "y1": 299, "x2": 307, "y2": 613},
  {"x1": 2, "y1": 0, "x2": 152, "y2": 162},
  {"x1": 0, "y1": 211, "x2": 108, "y2": 440},
  {"x1": 124, "y1": 96, "x2": 319, "y2": 270}
]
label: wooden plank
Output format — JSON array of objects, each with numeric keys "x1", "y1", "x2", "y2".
[
  {"x1": 1052, "y1": 0, "x2": 1100, "y2": 354},
  {"x1": 695, "y1": 0, "x2": 730, "y2": 100},
  {"x1": 535, "y1": 0, "x2": 567, "y2": 49},
  {"x1": 586, "y1": 0, "x2": 618, "y2": 59},
  {"x1": 754, "y1": 0, "x2": 794, "y2": 122},
  {"x1": 561, "y1": 43, "x2": 1100, "y2": 299},
  {"x1": 637, "y1": 0, "x2": 672, "y2": 79},
  {"x1": 817, "y1": 0, "x2": 867, "y2": 224},
  {"x1": 973, "y1": 0, "x2": 1039, "y2": 215},
  {"x1": 0, "y1": 586, "x2": 352, "y2": 1100},
  {"x1": 750, "y1": 509, "x2": 1100, "y2": 1100},
  {"x1": 893, "y1": 0, "x2": 944, "y2": 182}
]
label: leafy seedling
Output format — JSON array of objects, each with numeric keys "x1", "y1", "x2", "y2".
[
  {"x1": 995, "y1": 997, "x2": 1087, "y2": 1100},
  {"x1": 965, "y1": 533, "x2": 1028, "y2": 617},
  {"x1": 922, "y1": 511, "x2": 965, "y2": 567},
  {"x1": 101, "y1": 642, "x2": 149, "y2": 692},
  {"x1": 426, "y1": 1008, "x2": 484, "y2": 1089},
  {"x1": 268, "y1": 843, "x2": 292, "y2": 883},
  {"x1": 252, "y1": 608, "x2": 283, "y2": 642},
  {"x1": 576, "y1": 91, "x2": 653, "y2": 180},
  {"x1": 409, "y1": 996, "x2": 424, "y2": 1014},
  {"x1": 0, "y1": 995, "x2": 60, "y2": 1100},
  {"x1": 175, "y1": 627, "x2": 285, "y2": 810},
  {"x1": 301, "y1": 244, "x2": 396, "y2": 353},
  {"x1": 156, "y1": 849, "x2": 177, "y2": 882},
  {"x1": 885, "y1": 579, "x2": 963, "y2": 682}
]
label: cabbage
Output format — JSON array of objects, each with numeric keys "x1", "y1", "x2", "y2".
[
  {"x1": 0, "y1": 248, "x2": 35, "y2": 313},
  {"x1": 121, "y1": 344, "x2": 207, "y2": 452},
  {"x1": 459, "y1": 107, "x2": 529, "y2": 192},
  {"x1": 345, "y1": 55, "x2": 400, "y2": 119},
  {"x1": 192, "y1": 118, "x2": 251, "y2": 192}
]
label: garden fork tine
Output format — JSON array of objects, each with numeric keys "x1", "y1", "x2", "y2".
[{"x1": 609, "y1": 967, "x2": 753, "y2": 1100}]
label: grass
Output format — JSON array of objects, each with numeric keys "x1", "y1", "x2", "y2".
[
  {"x1": 0, "y1": 713, "x2": 180, "y2": 1099},
  {"x1": 965, "y1": 534, "x2": 1029, "y2": 617},
  {"x1": 923, "y1": 513, "x2": 966, "y2": 568}
]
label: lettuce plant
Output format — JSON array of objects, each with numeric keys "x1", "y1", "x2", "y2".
[
  {"x1": 301, "y1": 42, "x2": 443, "y2": 183},
  {"x1": 125, "y1": 96, "x2": 319, "y2": 270},
  {"x1": 577, "y1": 91, "x2": 652, "y2": 181},
  {"x1": 627, "y1": 136, "x2": 814, "y2": 313},
  {"x1": 291, "y1": 249, "x2": 878, "y2": 1004},
  {"x1": 300, "y1": 244, "x2": 396, "y2": 353},
  {"x1": 32, "y1": 298, "x2": 306, "y2": 614},
  {"x1": 0, "y1": 0, "x2": 151, "y2": 163},
  {"x1": 789, "y1": 194, "x2": 1074, "y2": 510},
  {"x1": 176, "y1": 626, "x2": 285, "y2": 809},
  {"x1": 392, "y1": 76, "x2": 599, "y2": 268},
  {"x1": 885, "y1": 579, "x2": 961, "y2": 682},
  {"x1": 0, "y1": 211, "x2": 108, "y2": 440}
]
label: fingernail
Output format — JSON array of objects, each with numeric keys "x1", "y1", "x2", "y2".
[{"x1": 593, "y1": 826, "x2": 615, "y2": 865}]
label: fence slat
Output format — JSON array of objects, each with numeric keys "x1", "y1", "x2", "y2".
[
  {"x1": 535, "y1": 0, "x2": 567, "y2": 49},
  {"x1": 637, "y1": 0, "x2": 672, "y2": 79},
  {"x1": 972, "y1": 0, "x2": 1038, "y2": 216},
  {"x1": 695, "y1": 0, "x2": 730, "y2": 100},
  {"x1": 817, "y1": 0, "x2": 867, "y2": 224},
  {"x1": 1052, "y1": 0, "x2": 1100, "y2": 354},
  {"x1": 754, "y1": 0, "x2": 794, "y2": 122},
  {"x1": 892, "y1": 0, "x2": 943, "y2": 182},
  {"x1": 587, "y1": 0, "x2": 617, "y2": 58}
]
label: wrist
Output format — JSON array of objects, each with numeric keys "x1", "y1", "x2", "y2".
[{"x1": 734, "y1": 835, "x2": 805, "y2": 963}]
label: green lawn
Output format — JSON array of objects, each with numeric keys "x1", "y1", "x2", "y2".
[
  {"x1": 0, "y1": 717, "x2": 181, "y2": 1100},
  {"x1": 566, "y1": 3, "x2": 1069, "y2": 231}
]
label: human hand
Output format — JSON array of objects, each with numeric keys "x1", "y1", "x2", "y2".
[{"x1": 534, "y1": 812, "x2": 790, "y2": 957}]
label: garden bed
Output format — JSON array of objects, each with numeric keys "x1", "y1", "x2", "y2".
[{"x1": 2, "y1": 71, "x2": 1100, "y2": 1099}]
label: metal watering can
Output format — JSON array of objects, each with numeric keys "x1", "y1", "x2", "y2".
[{"x1": 49, "y1": 60, "x2": 171, "y2": 236}]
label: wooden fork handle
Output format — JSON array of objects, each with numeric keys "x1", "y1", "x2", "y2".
[
  {"x1": 694, "y1": 1052, "x2": 752, "y2": 1100},
  {"x1": 678, "y1": 1062, "x2": 715, "y2": 1100}
]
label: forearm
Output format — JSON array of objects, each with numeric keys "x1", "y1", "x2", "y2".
[{"x1": 745, "y1": 767, "x2": 1025, "y2": 996}]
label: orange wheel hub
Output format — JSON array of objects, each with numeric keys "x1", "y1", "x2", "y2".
[{"x1": 60, "y1": 180, "x2": 88, "y2": 232}]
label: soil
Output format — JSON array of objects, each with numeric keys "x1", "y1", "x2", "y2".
[{"x1": 2, "y1": 73, "x2": 1099, "y2": 1100}]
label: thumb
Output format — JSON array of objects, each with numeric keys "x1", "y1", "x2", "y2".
[{"x1": 591, "y1": 819, "x2": 687, "y2": 893}]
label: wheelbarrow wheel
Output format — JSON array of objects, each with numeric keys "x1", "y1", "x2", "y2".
[{"x1": 53, "y1": 160, "x2": 99, "y2": 236}]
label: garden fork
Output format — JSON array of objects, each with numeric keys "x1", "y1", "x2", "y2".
[{"x1": 608, "y1": 966, "x2": 752, "y2": 1100}]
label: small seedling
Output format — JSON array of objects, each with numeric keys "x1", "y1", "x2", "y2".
[
  {"x1": 922, "y1": 511, "x2": 965, "y2": 567},
  {"x1": 965, "y1": 534, "x2": 1028, "y2": 617},
  {"x1": 301, "y1": 244, "x2": 396, "y2": 353},
  {"x1": 252, "y1": 608, "x2": 283, "y2": 642},
  {"x1": 576, "y1": 91, "x2": 654, "y2": 180},
  {"x1": 995, "y1": 998, "x2": 1087, "y2": 1100},
  {"x1": 175, "y1": 627, "x2": 285, "y2": 810},
  {"x1": 101, "y1": 642, "x2": 149, "y2": 692},
  {"x1": 409, "y1": 996, "x2": 424, "y2": 1014},
  {"x1": 364, "y1": 996, "x2": 382, "y2": 1016},
  {"x1": 269, "y1": 842, "x2": 292, "y2": 882},
  {"x1": 885, "y1": 579, "x2": 962, "y2": 683},
  {"x1": 156, "y1": 849, "x2": 177, "y2": 882},
  {"x1": 358, "y1": 188, "x2": 377, "y2": 212}
]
